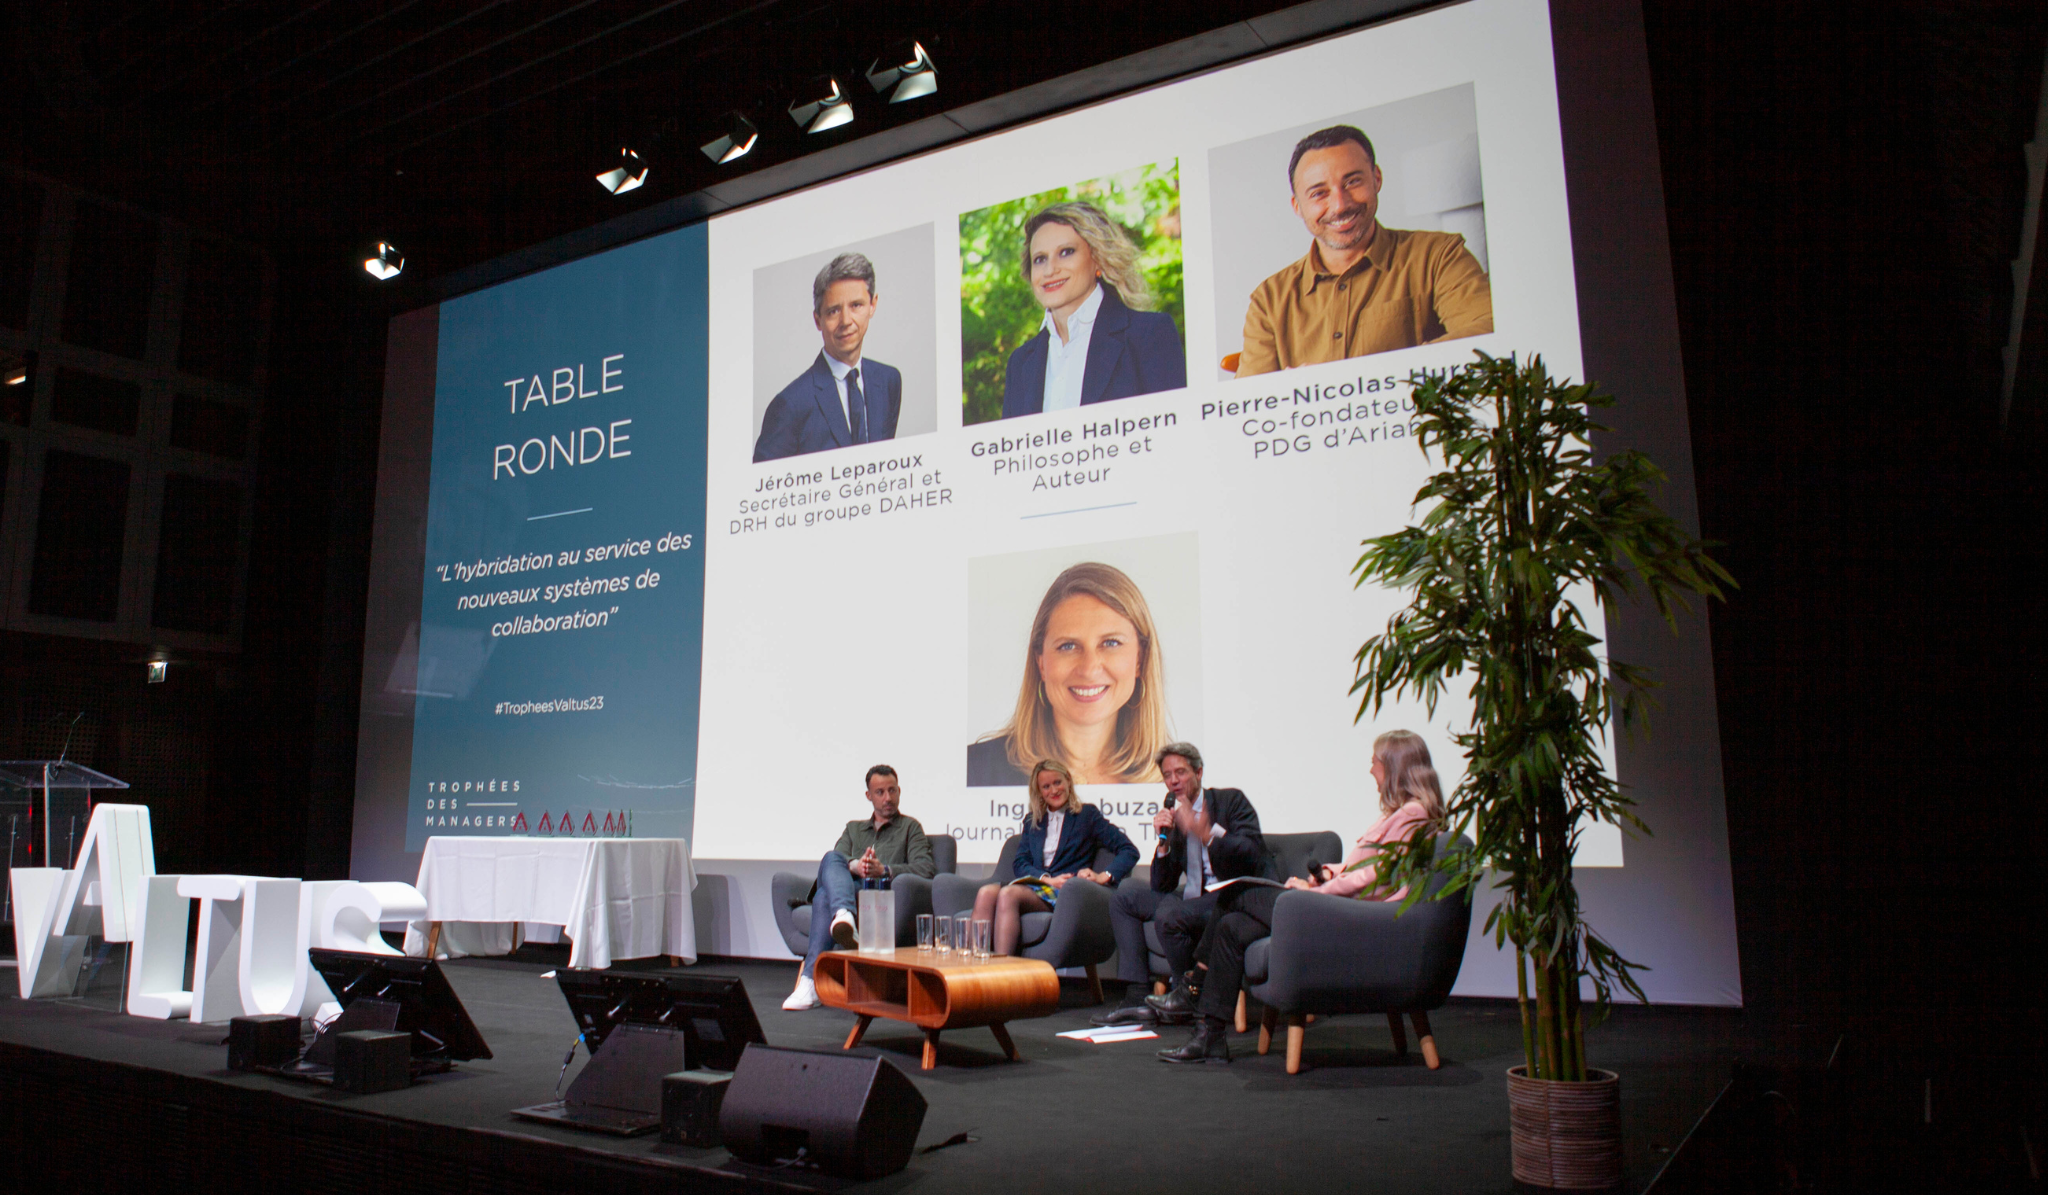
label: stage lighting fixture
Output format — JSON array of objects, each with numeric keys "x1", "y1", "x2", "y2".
[
  {"x1": 595, "y1": 147, "x2": 650, "y2": 194},
  {"x1": 788, "y1": 76, "x2": 854, "y2": 134},
  {"x1": 699, "y1": 112, "x2": 759, "y2": 164},
  {"x1": 147, "y1": 660, "x2": 166, "y2": 684},
  {"x1": 867, "y1": 40, "x2": 937, "y2": 103},
  {"x1": 363, "y1": 242, "x2": 404, "y2": 281},
  {"x1": 1, "y1": 351, "x2": 27, "y2": 387}
]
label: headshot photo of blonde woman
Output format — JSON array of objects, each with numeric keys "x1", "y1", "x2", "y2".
[
  {"x1": 958, "y1": 160, "x2": 1186, "y2": 427},
  {"x1": 965, "y1": 536, "x2": 1202, "y2": 788}
]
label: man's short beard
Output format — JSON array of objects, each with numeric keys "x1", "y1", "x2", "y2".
[{"x1": 1316, "y1": 208, "x2": 1372, "y2": 250}]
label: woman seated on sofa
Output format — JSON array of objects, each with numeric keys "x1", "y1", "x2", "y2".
[
  {"x1": 1155, "y1": 729, "x2": 1447, "y2": 1064},
  {"x1": 970, "y1": 758, "x2": 1140, "y2": 955}
]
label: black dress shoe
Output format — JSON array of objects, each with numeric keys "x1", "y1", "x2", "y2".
[
  {"x1": 1157, "y1": 1020, "x2": 1230, "y2": 1064},
  {"x1": 1144, "y1": 981, "x2": 1200, "y2": 1024},
  {"x1": 1088, "y1": 1003, "x2": 1158, "y2": 1027}
]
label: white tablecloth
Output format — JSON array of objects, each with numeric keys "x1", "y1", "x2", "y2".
[{"x1": 402, "y1": 837, "x2": 696, "y2": 969}]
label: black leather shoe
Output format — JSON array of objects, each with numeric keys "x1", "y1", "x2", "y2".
[
  {"x1": 1088, "y1": 1003, "x2": 1158, "y2": 1028},
  {"x1": 1157, "y1": 1020, "x2": 1230, "y2": 1064},
  {"x1": 1144, "y1": 981, "x2": 1200, "y2": 1025}
]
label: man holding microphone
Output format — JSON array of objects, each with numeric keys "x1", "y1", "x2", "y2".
[
  {"x1": 783, "y1": 765, "x2": 936, "y2": 1011},
  {"x1": 1094, "y1": 742, "x2": 1270, "y2": 1025}
]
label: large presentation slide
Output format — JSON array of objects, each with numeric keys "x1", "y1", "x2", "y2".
[
  {"x1": 358, "y1": 0, "x2": 1743, "y2": 1003},
  {"x1": 406, "y1": 229, "x2": 707, "y2": 849}
]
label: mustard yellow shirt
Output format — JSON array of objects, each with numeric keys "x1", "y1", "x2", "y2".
[{"x1": 1237, "y1": 224, "x2": 1494, "y2": 376}]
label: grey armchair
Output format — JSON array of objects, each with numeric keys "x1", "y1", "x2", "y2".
[
  {"x1": 1244, "y1": 831, "x2": 1473, "y2": 1074},
  {"x1": 771, "y1": 835, "x2": 958, "y2": 959},
  {"x1": 1134, "y1": 830, "x2": 1345, "y2": 990},
  {"x1": 932, "y1": 836, "x2": 1122, "y2": 1003}
]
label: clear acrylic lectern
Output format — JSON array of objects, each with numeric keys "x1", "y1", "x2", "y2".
[{"x1": 0, "y1": 761, "x2": 130, "y2": 874}]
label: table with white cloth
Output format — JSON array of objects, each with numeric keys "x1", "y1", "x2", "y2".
[{"x1": 401, "y1": 836, "x2": 696, "y2": 970}]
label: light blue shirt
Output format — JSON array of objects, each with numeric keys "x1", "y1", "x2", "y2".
[{"x1": 1183, "y1": 793, "x2": 1219, "y2": 900}]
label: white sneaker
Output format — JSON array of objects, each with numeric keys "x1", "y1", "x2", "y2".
[
  {"x1": 830, "y1": 908, "x2": 858, "y2": 949},
  {"x1": 783, "y1": 975, "x2": 820, "y2": 1010}
]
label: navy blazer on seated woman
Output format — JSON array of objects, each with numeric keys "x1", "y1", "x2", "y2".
[
  {"x1": 999, "y1": 286, "x2": 1186, "y2": 421},
  {"x1": 1004, "y1": 803, "x2": 1141, "y2": 884}
]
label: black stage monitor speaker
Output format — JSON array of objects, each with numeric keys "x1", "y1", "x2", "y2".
[
  {"x1": 228, "y1": 1014, "x2": 302, "y2": 1071},
  {"x1": 720, "y1": 1044, "x2": 926, "y2": 1179}
]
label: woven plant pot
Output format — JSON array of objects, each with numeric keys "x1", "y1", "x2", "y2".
[{"x1": 1507, "y1": 1066, "x2": 1622, "y2": 1189}]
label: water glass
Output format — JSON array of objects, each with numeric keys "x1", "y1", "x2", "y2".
[
  {"x1": 974, "y1": 918, "x2": 993, "y2": 959},
  {"x1": 916, "y1": 913, "x2": 934, "y2": 952},
  {"x1": 954, "y1": 915, "x2": 976, "y2": 959},
  {"x1": 934, "y1": 915, "x2": 952, "y2": 954}
]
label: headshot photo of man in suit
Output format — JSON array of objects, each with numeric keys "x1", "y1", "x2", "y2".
[{"x1": 752, "y1": 252, "x2": 904, "y2": 462}]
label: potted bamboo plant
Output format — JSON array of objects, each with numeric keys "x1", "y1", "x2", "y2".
[{"x1": 1350, "y1": 352, "x2": 1731, "y2": 1190}]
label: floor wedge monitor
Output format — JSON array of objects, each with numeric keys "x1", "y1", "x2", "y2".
[{"x1": 719, "y1": 1043, "x2": 926, "y2": 1179}]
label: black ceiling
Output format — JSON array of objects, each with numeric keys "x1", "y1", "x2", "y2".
[
  {"x1": 5, "y1": 0, "x2": 2044, "y2": 397},
  {"x1": 8, "y1": 0, "x2": 1383, "y2": 283}
]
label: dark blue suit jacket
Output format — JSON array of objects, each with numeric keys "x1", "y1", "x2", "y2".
[
  {"x1": 753, "y1": 352, "x2": 903, "y2": 462},
  {"x1": 999, "y1": 286, "x2": 1185, "y2": 421},
  {"x1": 1003, "y1": 803, "x2": 1140, "y2": 884}
]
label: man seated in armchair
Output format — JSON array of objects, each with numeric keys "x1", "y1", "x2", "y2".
[
  {"x1": 1093, "y1": 741, "x2": 1270, "y2": 1026},
  {"x1": 783, "y1": 765, "x2": 936, "y2": 1010}
]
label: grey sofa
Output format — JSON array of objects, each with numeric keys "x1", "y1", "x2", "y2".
[
  {"x1": 771, "y1": 834, "x2": 958, "y2": 959},
  {"x1": 932, "y1": 836, "x2": 1122, "y2": 1003},
  {"x1": 1244, "y1": 831, "x2": 1474, "y2": 1073},
  {"x1": 1133, "y1": 830, "x2": 1345, "y2": 988}
]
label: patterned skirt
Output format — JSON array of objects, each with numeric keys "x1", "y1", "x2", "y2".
[{"x1": 1011, "y1": 877, "x2": 1060, "y2": 908}]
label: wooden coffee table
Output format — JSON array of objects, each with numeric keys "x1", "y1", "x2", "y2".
[{"x1": 813, "y1": 949, "x2": 1061, "y2": 1070}]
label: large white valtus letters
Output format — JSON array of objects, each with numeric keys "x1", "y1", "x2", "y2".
[
  {"x1": 179, "y1": 875, "x2": 429, "y2": 1021},
  {"x1": 9, "y1": 806, "x2": 426, "y2": 1020}
]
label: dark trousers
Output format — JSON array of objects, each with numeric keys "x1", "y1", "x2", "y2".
[
  {"x1": 1110, "y1": 884, "x2": 1219, "y2": 982},
  {"x1": 1195, "y1": 884, "x2": 1283, "y2": 1021}
]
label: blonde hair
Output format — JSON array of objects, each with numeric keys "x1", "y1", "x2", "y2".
[
  {"x1": 1021, "y1": 201, "x2": 1155, "y2": 312},
  {"x1": 983, "y1": 561, "x2": 1169, "y2": 783},
  {"x1": 1393, "y1": 763, "x2": 1447, "y2": 828},
  {"x1": 1372, "y1": 730, "x2": 1436, "y2": 818},
  {"x1": 1026, "y1": 758, "x2": 1079, "y2": 826}
]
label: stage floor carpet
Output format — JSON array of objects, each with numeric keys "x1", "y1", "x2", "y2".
[{"x1": 0, "y1": 951, "x2": 1748, "y2": 1193}]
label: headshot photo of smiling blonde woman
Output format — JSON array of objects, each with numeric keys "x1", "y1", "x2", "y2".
[
  {"x1": 957, "y1": 161, "x2": 1186, "y2": 427},
  {"x1": 966, "y1": 536, "x2": 1203, "y2": 788}
]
